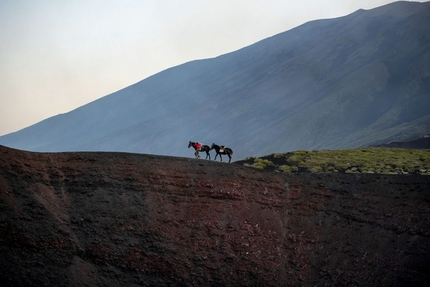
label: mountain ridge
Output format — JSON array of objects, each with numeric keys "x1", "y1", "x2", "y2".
[{"x1": 1, "y1": 1, "x2": 429, "y2": 159}]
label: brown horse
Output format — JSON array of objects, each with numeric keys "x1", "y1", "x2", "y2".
[
  {"x1": 188, "y1": 141, "x2": 211, "y2": 160},
  {"x1": 211, "y1": 143, "x2": 233, "y2": 163}
]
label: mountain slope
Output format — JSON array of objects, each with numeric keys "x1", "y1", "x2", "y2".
[
  {"x1": 1, "y1": 145, "x2": 430, "y2": 286},
  {"x1": 1, "y1": 1, "x2": 429, "y2": 160}
]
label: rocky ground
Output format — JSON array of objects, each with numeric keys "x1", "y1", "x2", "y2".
[
  {"x1": 376, "y1": 137, "x2": 430, "y2": 149},
  {"x1": 1, "y1": 145, "x2": 430, "y2": 286}
]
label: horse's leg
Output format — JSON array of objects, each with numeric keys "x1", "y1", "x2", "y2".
[
  {"x1": 205, "y1": 151, "x2": 210, "y2": 160},
  {"x1": 228, "y1": 153, "x2": 231, "y2": 163},
  {"x1": 219, "y1": 154, "x2": 223, "y2": 162}
]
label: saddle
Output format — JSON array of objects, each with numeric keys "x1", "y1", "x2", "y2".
[
  {"x1": 219, "y1": 146, "x2": 225, "y2": 153},
  {"x1": 194, "y1": 142, "x2": 202, "y2": 151}
]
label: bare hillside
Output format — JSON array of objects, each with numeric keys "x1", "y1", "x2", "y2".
[
  {"x1": 1, "y1": 145, "x2": 430, "y2": 286},
  {"x1": 1, "y1": 1, "x2": 429, "y2": 158}
]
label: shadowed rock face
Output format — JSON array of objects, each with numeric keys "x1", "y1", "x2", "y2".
[
  {"x1": 0, "y1": 145, "x2": 429, "y2": 286},
  {"x1": 376, "y1": 137, "x2": 430, "y2": 149}
]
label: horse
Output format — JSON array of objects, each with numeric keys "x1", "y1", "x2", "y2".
[
  {"x1": 211, "y1": 143, "x2": 233, "y2": 163},
  {"x1": 188, "y1": 141, "x2": 211, "y2": 160}
]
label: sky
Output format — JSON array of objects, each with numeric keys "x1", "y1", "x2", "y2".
[{"x1": 0, "y1": 0, "x2": 426, "y2": 136}]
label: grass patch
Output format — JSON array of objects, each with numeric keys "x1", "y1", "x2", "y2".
[
  {"x1": 238, "y1": 148, "x2": 430, "y2": 175},
  {"x1": 244, "y1": 158, "x2": 275, "y2": 170}
]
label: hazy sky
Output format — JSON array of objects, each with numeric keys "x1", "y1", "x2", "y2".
[{"x1": 0, "y1": 0, "x2": 425, "y2": 136}]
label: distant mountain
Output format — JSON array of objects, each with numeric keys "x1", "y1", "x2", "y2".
[{"x1": 1, "y1": 1, "x2": 429, "y2": 160}]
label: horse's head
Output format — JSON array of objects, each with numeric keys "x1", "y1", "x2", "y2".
[
  {"x1": 188, "y1": 141, "x2": 192, "y2": 148},
  {"x1": 211, "y1": 143, "x2": 215, "y2": 149}
]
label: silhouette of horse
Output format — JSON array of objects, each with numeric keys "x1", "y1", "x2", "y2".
[
  {"x1": 211, "y1": 143, "x2": 233, "y2": 163},
  {"x1": 188, "y1": 141, "x2": 211, "y2": 160}
]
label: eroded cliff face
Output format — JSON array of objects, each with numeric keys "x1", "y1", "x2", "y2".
[{"x1": 0, "y1": 145, "x2": 429, "y2": 286}]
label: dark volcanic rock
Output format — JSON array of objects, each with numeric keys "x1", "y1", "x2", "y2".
[
  {"x1": 376, "y1": 136, "x2": 430, "y2": 149},
  {"x1": 0, "y1": 145, "x2": 429, "y2": 286}
]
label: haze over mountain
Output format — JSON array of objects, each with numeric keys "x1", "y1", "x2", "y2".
[{"x1": 1, "y1": 1, "x2": 429, "y2": 160}]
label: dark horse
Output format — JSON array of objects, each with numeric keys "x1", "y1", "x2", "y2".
[
  {"x1": 211, "y1": 143, "x2": 233, "y2": 163},
  {"x1": 188, "y1": 141, "x2": 211, "y2": 160}
]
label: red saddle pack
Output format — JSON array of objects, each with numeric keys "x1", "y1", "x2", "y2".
[{"x1": 194, "y1": 142, "x2": 202, "y2": 151}]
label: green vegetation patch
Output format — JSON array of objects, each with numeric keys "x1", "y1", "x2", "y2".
[
  {"x1": 239, "y1": 148, "x2": 430, "y2": 175},
  {"x1": 243, "y1": 157, "x2": 275, "y2": 170}
]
